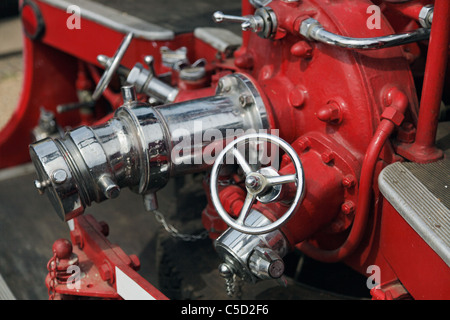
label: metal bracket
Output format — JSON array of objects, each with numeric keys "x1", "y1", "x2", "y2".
[{"x1": 46, "y1": 214, "x2": 168, "y2": 300}]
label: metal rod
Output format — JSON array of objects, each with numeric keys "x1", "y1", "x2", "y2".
[
  {"x1": 92, "y1": 32, "x2": 133, "y2": 101},
  {"x1": 212, "y1": 11, "x2": 249, "y2": 24},
  {"x1": 300, "y1": 18, "x2": 431, "y2": 50}
]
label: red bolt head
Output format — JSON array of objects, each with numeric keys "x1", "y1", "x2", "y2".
[
  {"x1": 297, "y1": 137, "x2": 311, "y2": 152},
  {"x1": 397, "y1": 122, "x2": 416, "y2": 143},
  {"x1": 321, "y1": 151, "x2": 335, "y2": 164},
  {"x1": 342, "y1": 175, "x2": 356, "y2": 188},
  {"x1": 341, "y1": 201, "x2": 355, "y2": 215},
  {"x1": 99, "y1": 263, "x2": 112, "y2": 282}
]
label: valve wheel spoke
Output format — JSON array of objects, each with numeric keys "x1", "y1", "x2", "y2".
[
  {"x1": 236, "y1": 193, "x2": 256, "y2": 225},
  {"x1": 232, "y1": 147, "x2": 253, "y2": 175},
  {"x1": 266, "y1": 174, "x2": 297, "y2": 186}
]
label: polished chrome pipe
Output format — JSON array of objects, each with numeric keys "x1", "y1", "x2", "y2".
[
  {"x1": 30, "y1": 74, "x2": 268, "y2": 221},
  {"x1": 300, "y1": 17, "x2": 430, "y2": 50}
]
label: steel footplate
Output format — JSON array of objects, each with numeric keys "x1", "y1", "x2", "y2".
[
  {"x1": 41, "y1": 0, "x2": 242, "y2": 39},
  {"x1": 379, "y1": 159, "x2": 450, "y2": 267}
]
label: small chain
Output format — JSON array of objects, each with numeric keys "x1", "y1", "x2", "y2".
[
  {"x1": 224, "y1": 274, "x2": 242, "y2": 299},
  {"x1": 225, "y1": 275, "x2": 236, "y2": 297},
  {"x1": 46, "y1": 253, "x2": 58, "y2": 300},
  {"x1": 152, "y1": 210, "x2": 208, "y2": 242}
]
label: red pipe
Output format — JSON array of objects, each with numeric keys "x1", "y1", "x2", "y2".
[
  {"x1": 296, "y1": 88, "x2": 409, "y2": 263},
  {"x1": 407, "y1": 0, "x2": 450, "y2": 162}
]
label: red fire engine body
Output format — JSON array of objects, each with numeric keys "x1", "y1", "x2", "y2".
[{"x1": 1, "y1": 0, "x2": 449, "y2": 300}]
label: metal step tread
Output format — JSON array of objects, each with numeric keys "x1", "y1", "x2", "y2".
[
  {"x1": 379, "y1": 160, "x2": 450, "y2": 267},
  {"x1": 0, "y1": 273, "x2": 15, "y2": 300}
]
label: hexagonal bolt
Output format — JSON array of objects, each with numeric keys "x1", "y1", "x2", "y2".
[
  {"x1": 341, "y1": 201, "x2": 355, "y2": 215},
  {"x1": 217, "y1": 77, "x2": 233, "y2": 93},
  {"x1": 239, "y1": 94, "x2": 253, "y2": 108},
  {"x1": 297, "y1": 137, "x2": 311, "y2": 152},
  {"x1": 342, "y1": 174, "x2": 356, "y2": 188},
  {"x1": 321, "y1": 150, "x2": 335, "y2": 164},
  {"x1": 418, "y1": 5, "x2": 433, "y2": 28}
]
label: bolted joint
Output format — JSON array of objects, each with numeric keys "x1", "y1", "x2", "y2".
[
  {"x1": 341, "y1": 201, "x2": 355, "y2": 215},
  {"x1": 397, "y1": 122, "x2": 416, "y2": 143},
  {"x1": 381, "y1": 106, "x2": 405, "y2": 126},
  {"x1": 321, "y1": 150, "x2": 336, "y2": 164},
  {"x1": 239, "y1": 94, "x2": 253, "y2": 108},
  {"x1": 296, "y1": 137, "x2": 311, "y2": 152},
  {"x1": 342, "y1": 174, "x2": 356, "y2": 188},
  {"x1": 299, "y1": 18, "x2": 322, "y2": 40},
  {"x1": 418, "y1": 5, "x2": 433, "y2": 28}
]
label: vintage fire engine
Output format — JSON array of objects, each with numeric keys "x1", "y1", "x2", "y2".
[{"x1": 2, "y1": 0, "x2": 449, "y2": 300}]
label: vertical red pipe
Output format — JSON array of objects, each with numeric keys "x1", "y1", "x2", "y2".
[{"x1": 409, "y1": 0, "x2": 450, "y2": 162}]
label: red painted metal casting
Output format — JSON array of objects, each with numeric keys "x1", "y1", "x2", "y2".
[{"x1": 3, "y1": 0, "x2": 449, "y2": 300}]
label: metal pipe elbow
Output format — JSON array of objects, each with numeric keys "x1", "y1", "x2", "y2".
[{"x1": 299, "y1": 17, "x2": 430, "y2": 50}]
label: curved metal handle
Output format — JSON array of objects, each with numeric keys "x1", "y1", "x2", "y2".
[
  {"x1": 92, "y1": 32, "x2": 134, "y2": 101},
  {"x1": 300, "y1": 18, "x2": 430, "y2": 50}
]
